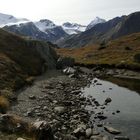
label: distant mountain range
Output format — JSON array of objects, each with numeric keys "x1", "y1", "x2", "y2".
[
  {"x1": 1, "y1": 12, "x2": 140, "y2": 48},
  {"x1": 0, "y1": 13, "x2": 105, "y2": 43},
  {"x1": 58, "y1": 12, "x2": 140, "y2": 48}
]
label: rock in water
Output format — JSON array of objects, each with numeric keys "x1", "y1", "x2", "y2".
[
  {"x1": 104, "y1": 126, "x2": 121, "y2": 134},
  {"x1": 105, "y1": 98, "x2": 112, "y2": 104},
  {"x1": 113, "y1": 136, "x2": 129, "y2": 140}
]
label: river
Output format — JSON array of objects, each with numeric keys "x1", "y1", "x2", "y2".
[{"x1": 82, "y1": 77, "x2": 140, "y2": 140}]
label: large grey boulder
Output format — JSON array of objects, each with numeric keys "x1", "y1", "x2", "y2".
[{"x1": 56, "y1": 57, "x2": 75, "y2": 69}]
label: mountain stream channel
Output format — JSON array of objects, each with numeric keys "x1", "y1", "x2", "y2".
[{"x1": 9, "y1": 68, "x2": 140, "y2": 140}]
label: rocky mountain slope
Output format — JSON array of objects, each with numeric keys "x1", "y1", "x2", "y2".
[
  {"x1": 3, "y1": 22, "x2": 68, "y2": 43},
  {"x1": 57, "y1": 32, "x2": 140, "y2": 70},
  {"x1": 0, "y1": 28, "x2": 57, "y2": 91},
  {"x1": 58, "y1": 12, "x2": 140, "y2": 48}
]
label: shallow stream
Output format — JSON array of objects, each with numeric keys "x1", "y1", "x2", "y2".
[{"x1": 82, "y1": 77, "x2": 140, "y2": 140}]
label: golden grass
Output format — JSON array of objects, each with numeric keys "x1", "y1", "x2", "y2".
[
  {"x1": 0, "y1": 95, "x2": 9, "y2": 113},
  {"x1": 56, "y1": 32, "x2": 140, "y2": 69}
]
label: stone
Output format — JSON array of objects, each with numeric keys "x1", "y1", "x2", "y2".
[
  {"x1": 90, "y1": 135, "x2": 109, "y2": 140},
  {"x1": 116, "y1": 110, "x2": 120, "y2": 113},
  {"x1": 97, "y1": 123, "x2": 103, "y2": 127},
  {"x1": 96, "y1": 83, "x2": 102, "y2": 85},
  {"x1": 113, "y1": 136, "x2": 129, "y2": 140},
  {"x1": 105, "y1": 98, "x2": 112, "y2": 104},
  {"x1": 63, "y1": 67, "x2": 76, "y2": 75},
  {"x1": 63, "y1": 135, "x2": 78, "y2": 140},
  {"x1": 92, "y1": 130, "x2": 100, "y2": 135},
  {"x1": 54, "y1": 106, "x2": 65, "y2": 114},
  {"x1": 29, "y1": 95, "x2": 36, "y2": 100},
  {"x1": 17, "y1": 138, "x2": 26, "y2": 140},
  {"x1": 71, "y1": 90, "x2": 81, "y2": 94},
  {"x1": 56, "y1": 57, "x2": 75, "y2": 69},
  {"x1": 86, "y1": 128, "x2": 92, "y2": 138},
  {"x1": 104, "y1": 126, "x2": 121, "y2": 134},
  {"x1": 43, "y1": 106, "x2": 48, "y2": 110},
  {"x1": 53, "y1": 100, "x2": 58, "y2": 104},
  {"x1": 100, "y1": 106, "x2": 105, "y2": 109},
  {"x1": 73, "y1": 124, "x2": 86, "y2": 137},
  {"x1": 32, "y1": 121, "x2": 54, "y2": 140},
  {"x1": 97, "y1": 115, "x2": 107, "y2": 120},
  {"x1": 26, "y1": 110, "x2": 33, "y2": 116}
]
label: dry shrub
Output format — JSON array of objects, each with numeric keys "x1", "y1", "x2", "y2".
[{"x1": 0, "y1": 96, "x2": 9, "y2": 113}]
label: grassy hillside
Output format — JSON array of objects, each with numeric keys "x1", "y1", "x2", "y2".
[
  {"x1": 0, "y1": 29, "x2": 57, "y2": 92},
  {"x1": 57, "y1": 32, "x2": 140, "y2": 70}
]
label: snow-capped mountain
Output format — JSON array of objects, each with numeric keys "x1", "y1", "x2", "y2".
[
  {"x1": 86, "y1": 17, "x2": 106, "y2": 30},
  {"x1": 0, "y1": 13, "x2": 29, "y2": 27},
  {"x1": 62, "y1": 22, "x2": 86, "y2": 35},
  {"x1": 0, "y1": 13, "x2": 98, "y2": 43},
  {"x1": 34, "y1": 19, "x2": 56, "y2": 33}
]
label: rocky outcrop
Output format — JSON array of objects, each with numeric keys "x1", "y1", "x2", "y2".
[
  {"x1": 58, "y1": 12, "x2": 140, "y2": 48},
  {"x1": 0, "y1": 29, "x2": 57, "y2": 91},
  {"x1": 56, "y1": 57, "x2": 75, "y2": 69}
]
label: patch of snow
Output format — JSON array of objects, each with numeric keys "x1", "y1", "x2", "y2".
[
  {"x1": 34, "y1": 19, "x2": 56, "y2": 33},
  {"x1": 62, "y1": 22, "x2": 86, "y2": 35},
  {"x1": 0, "y1": 13, "x2": 29, "y2": 27},
  {"x1": 86, "y1": 17, "x2": 106, "y2": 30}
]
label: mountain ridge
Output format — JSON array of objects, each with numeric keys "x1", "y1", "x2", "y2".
[{"x1": 58, "y1": 12, "x2": 140, "y2": 48}]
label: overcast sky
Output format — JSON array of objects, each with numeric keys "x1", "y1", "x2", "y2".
[{"x1": 0, "y1": 0, "x2": 140, "y2": 25}]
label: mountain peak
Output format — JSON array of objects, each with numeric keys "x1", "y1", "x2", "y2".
[
  {"x1": 0, "y1": 13, "x2": 29, "y2": 27},
  {"x1": 86, "y1": 17, "x2": 106, "y2": 30},
  {"x1": 35, "y1": 19, "x2": 56, "y2": 32},
  {"x1": 62, "y1": 22, "x2": 86, "y2": 35}
]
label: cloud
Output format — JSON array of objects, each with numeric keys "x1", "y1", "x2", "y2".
[{"x1": 0, "y1": 0, "x2": 139, "y2": 24}]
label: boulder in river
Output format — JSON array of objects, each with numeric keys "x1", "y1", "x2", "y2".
[
  {"x1": 90, "y1": 135, "x2": 108, "y2": 140},
  {"x1": 113, "y1": 136, "x2": 129, "y2": 140},
  {"x1": 104, "y1": 126, "x2": 121, "y2": 134},
  {"x1": 105, "y1": 97, "x2": 112, "y2": 104}
]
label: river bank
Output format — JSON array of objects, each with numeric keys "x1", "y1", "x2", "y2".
[{"x1": 0, "y1": 67, "x2": 140, "y2": 140}]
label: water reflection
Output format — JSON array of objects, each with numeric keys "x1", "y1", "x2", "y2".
[
  {"x1": 82, "y1": 77, "x2": 140, "y2": 140},
  {"x1": 104, "y1": 77, "x2": 140, "y2": 94}
]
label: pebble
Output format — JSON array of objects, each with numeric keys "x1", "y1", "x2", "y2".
[{"x1": 29, "y1": 95, "x2": 36, "y2": 100}]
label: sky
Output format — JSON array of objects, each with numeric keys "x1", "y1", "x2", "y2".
[{"x1": 0, "y1": 0, "x2": 140, "y2": 25}]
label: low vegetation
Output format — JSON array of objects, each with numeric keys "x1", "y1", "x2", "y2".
[
  {"x1": 57, "y1": 32, "x2": 140, "y2": 70},
  {"x1": 134, "y1": 53, "x2": 140, "y2": 63},
  {"x1": 0, "y1": 96, "x2": 9, "y2": 113}
]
